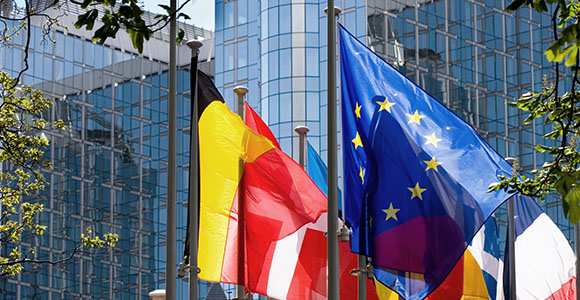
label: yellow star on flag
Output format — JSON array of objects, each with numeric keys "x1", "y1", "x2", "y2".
[
  {"x1": 377, "y1": 97, "x2": 395, "y2": 113},
  {"x1": 355, "y1": 102, "x2": 362, "y2": 119},
  {"x1": 383, "y1": 203, "x2": 400, "y2": 221},
  {"x1": 359, "y1": 166, "x2": 364, "y2": 183},
  {"x1": 407, "y1": 110, "x2": 424, "y2": 125},
  {"x1": 424, "y1": 157, "x2": 441, "y2": 172},
  {"x1": 424, "y1": 132, "x2": 442, "y2": 147},
  {"x1": 408, "y1": 182, "x2": 427, "y2": 200},
  {"x1": 352, "y1": 132, "x2": 363, "y2": 150}
]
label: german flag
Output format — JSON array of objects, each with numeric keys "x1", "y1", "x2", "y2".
[{"x1": 194, "y1": 72, "x2": 327, "y2": 293}]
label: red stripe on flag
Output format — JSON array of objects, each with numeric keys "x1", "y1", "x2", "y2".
[
  {"x1": 339, "y1": 239, "x2": 380, "y2": 300},
  {"x1": 243, "y1": 148, "x2": 327, "y2": 241},
  {"x1": 545, "y1": 277, "x2": 576, "y2": 300},
  {"x1": 241, "y1": 148, "x2": 327, "y2": 296},
  {"x1": 426, "y1": 255, "x2": 465, "y2": 300},
  {"x1": 245, "y1": 103, "x2": 281, "y2": 149},
  {"x1": 286, "y1": 228, "x2": 328, "y2": 300}
]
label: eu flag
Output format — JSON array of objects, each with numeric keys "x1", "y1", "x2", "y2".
[{"x1": 339, "y1": 25, "x2": 513, "y2": 299}]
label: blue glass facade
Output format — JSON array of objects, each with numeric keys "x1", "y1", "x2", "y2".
[
  {"x1": 0, "y1": 6, "x2": 226, "y2": 299},
  {"x1": 215, "y1": 0, "x2": 575, "y2": 254}
]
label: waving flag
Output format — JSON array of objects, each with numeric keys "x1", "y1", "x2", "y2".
[
  {"x1": 197, "y1": 79, "x2": 327, "y2": 299},
  {"x1": 339, "y1": 24, "x2": 513, "y2": 299},
  {"x1": 504, "y1": 195, "x2": 576, "y2": 299},
  {"x1": 307, "y1": 143, "x2": 342, "y2": 210},
  {"x1": 305, "y1": 141, "x2": 379, "y2": 299}
]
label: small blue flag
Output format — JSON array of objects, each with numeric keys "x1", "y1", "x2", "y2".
[
  {"x1": 339, "y1": 25, "x2": 513, "y2": 299},
  {"x1": 307, "y1": 142, "x2": 342, "y2": 211}
]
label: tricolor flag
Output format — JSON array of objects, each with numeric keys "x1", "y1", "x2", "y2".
[
  {"x1": 504, "y1": 195, "x2": 576, "y2": 300},
  {"x1": 196, "y1": 76, "x2": 327, "y2": 299},
  {"x1": 339, "y1": 24, "x2": 513, "y2": 299}
]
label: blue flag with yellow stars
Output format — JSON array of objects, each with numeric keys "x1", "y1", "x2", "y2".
[{"x1": 339, "y1": 25, "x2": 513, "y2": 299}]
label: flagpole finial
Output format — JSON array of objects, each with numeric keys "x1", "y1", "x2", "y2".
[
  {"x1": 505, "y1": 157, "x2": 517, "y2": 166},
  {"x1": 324, "y1": 6, "x2": 342, "y2": 17},
  {"x1": 186, "y1": 39, "x2": 203, "y2": 50},
  {"x1": 149, "y1": 289, "x2": 166, "y2": 300},
  {"x1": 294, "y1": 126, "x2": 310, "y2": 135},
  {"x1": 233, "y1": 86, "x2": 249, "y2": 96},
  {"x1": 233, "y1": 86, "x2": 249, "y2": 119}
]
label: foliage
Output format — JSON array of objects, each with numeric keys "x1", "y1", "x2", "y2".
[
  {"x1": 490, "y1": 0, "x2": 580, "y2": 223},
  {"x1": 0, "y1": 71, "x2": 117, "y2": 277},
  {"x1": 72, "y1": 0, "x2": 191, "y2": 53},
  {"x1": 0, "y1": 0, "x2": 191, "y2": 85}
]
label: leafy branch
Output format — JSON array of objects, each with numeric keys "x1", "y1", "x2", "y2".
[
  {"x1": 0, "y1": 71, "x2": 118, "y2": 277},
  {"x1": 72, "y1": 0, "x2": 191, "y2": 53},
  {"x1": 490, "y1": 0, "x2": 580, "y2": 223}
]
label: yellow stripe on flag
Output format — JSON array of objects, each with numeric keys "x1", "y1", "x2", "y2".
[
  {"x1": 198, "y1": 101, "x2": 275, "y2": 282},
  {"x1": 461, "y1": 250, "x2": 489, "y2": 299},
  {"x1": 374, "y1": 278, "x2": 400, "y2": 300}
]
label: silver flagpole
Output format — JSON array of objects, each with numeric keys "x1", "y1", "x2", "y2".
[
  {"x1": 167, "y1": 0, "x2": 177, "y2": 297},
  {"x1": 325, "y1": 3, "x2": 341, "y2": 299},
  {"x1": 505, "y1": 157, "x2": 517, "y2": 300},
  {"x1": 186, "y1": 39, "x2": 203, "y2": 300},
  {"x1": 294, "y1": 126, "x2": 310, "y2": 169},
  {"x1": 358, "y1": 255, "x2": 367, "y2": 299},
  {"x1": 234, "y1": 86, "x2": 248, "y2": 300}
]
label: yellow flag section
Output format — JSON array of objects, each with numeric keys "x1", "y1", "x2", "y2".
[
  {"x1": 198, "y1": 101, "x2": 275, "y2": 282},
  {"x1": 374, "y1": 249, "x2": 489, "y2": 300}
]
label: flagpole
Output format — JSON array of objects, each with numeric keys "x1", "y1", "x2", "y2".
[
  {"x1": 325, "y1": 3, "x2": 341, "y2": 299},
  {"x1": 166, "y1": 0, "x2": 177, "y2": 297},
  {"x1": 358, "y1": 255, "x2": 366, "y2": 299},
  {"x1": 186, "y1": 39, "x2": 202, "y2": 300},
  {"x1": 234, "y1": 86, "x2": 248, "y2": 300},
  {"x1": 294, "y1": 126, "x2": 309, "y2": 169},
  {"x1": 506, "y1": 157, "x2": 517, "y2": 300}
]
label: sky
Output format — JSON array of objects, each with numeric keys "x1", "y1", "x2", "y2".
[
  {"x1": 13, "y1": 0, "x2": 215, "y2": 31},
  {"x1": 143, "y1": 0, "x2": 215, "y2": 31}
]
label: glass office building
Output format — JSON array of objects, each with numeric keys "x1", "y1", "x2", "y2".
[
  {"x1": 0, "y1": 3, "x2": 232, "y2": 299},
  {"x1": 214, "y1": 0, "x2": 574, "y2": 251}
]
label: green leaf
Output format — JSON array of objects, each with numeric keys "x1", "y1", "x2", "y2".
[
  {"x1": 177, "y1": 28, "x2": 184, "y2": 44},
  {"x1": 565, "y1": 185, "x2": 580, "y2": 223},
  {"x1": 158, "y1": 4, "x2": 172, "y2": 14},
  {"x1": 543, "y1": 130, "x2": 562, "y2": 139},
  {"x1": 555, "y1": 174, "x2": 576, "y2": 196},
  {"x1": 532, "y1": 0, "x2": 548, "y2": 12},
  {"x1": 127, "y1": 29, "x2": 144, "y2": 53},
  {"x1": 178, "y1": 13, "x2": 191, "y2": 20},
  {"x1": 80, "y1": 0, "x2": 93, "y2": 9},
  {"x1": 546, "y1": 44, "x2": 575, "y2": 62},
  {"x1": 74, "y1": 9, "x2": 99, "y2": 31},
  {"x1": 565, "y1": 48, "x2": 579, "y2": 67},
  {"x1": 535, "y1": 144, "x2": 553, "y2": 152}
]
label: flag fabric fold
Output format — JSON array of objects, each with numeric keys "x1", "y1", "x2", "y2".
[
  {"x1": 504, "y1": 195, "x2": 576, "y2": 300},
  {"x1": 243, "y1": 103, "x2": 380, "y2": 299},
  {"x1": 198, "y1": 96, "x2": 327, "y2": 299},
  {"x1": 305, "y1": 140, "x2": 380, "y2": 300},
  {"x1": 374, "y1": 217, "x2": 504, "y2": 300},
  {"x1": 339, "y1": 24, "x2": 513, "y2": 299}
]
